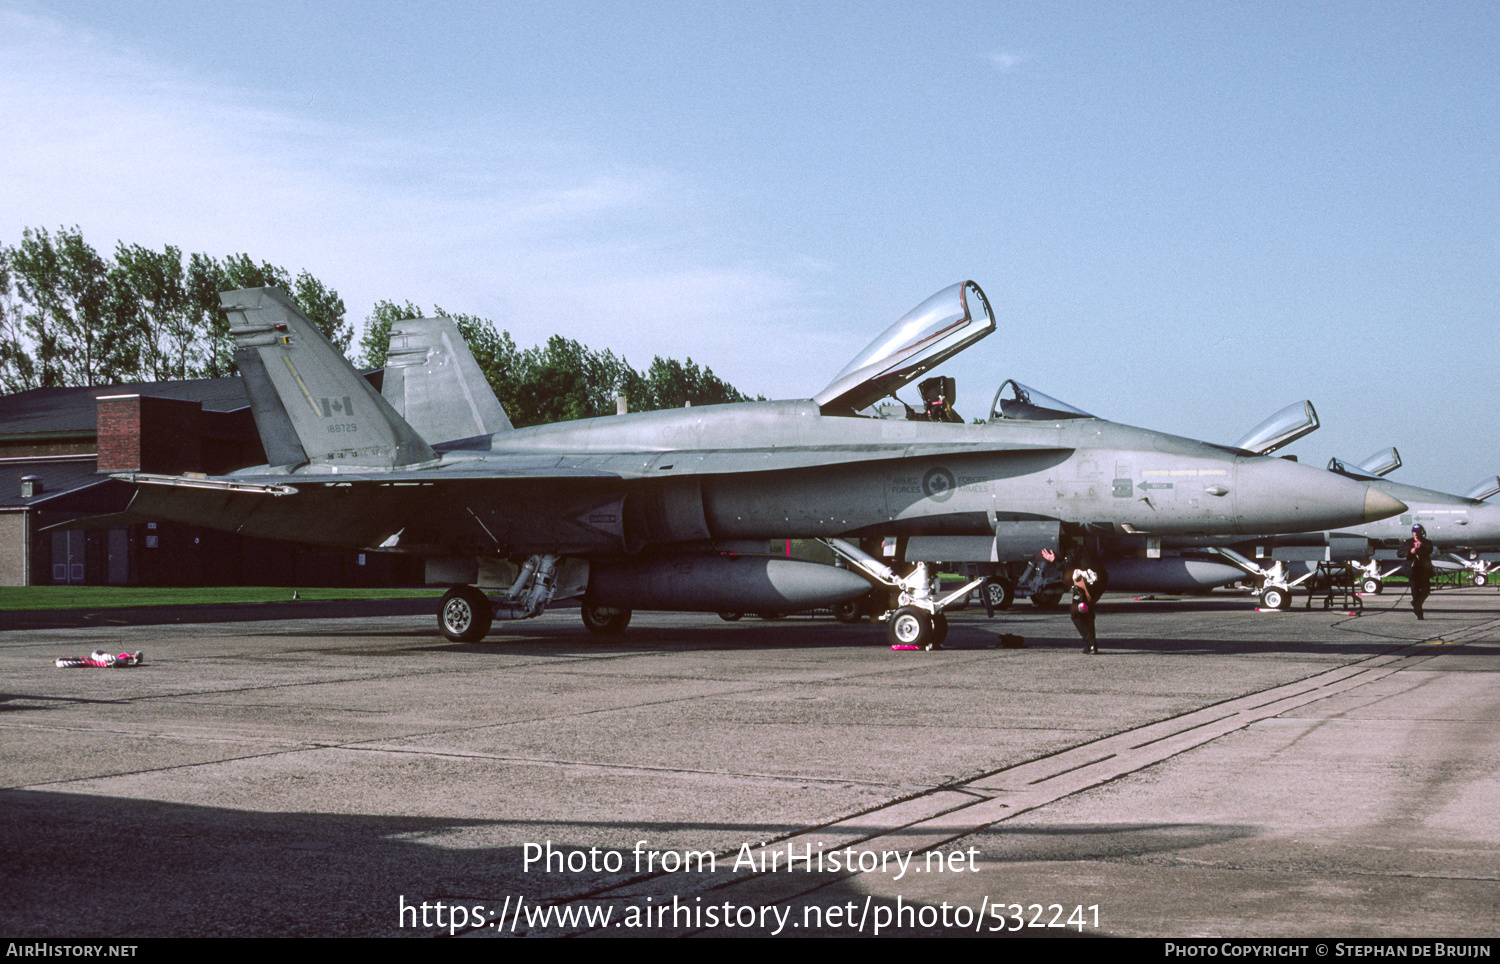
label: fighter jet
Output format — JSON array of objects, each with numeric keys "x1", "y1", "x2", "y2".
[
  {"x1": 1226, "y1": 456, "x2": 1500, "y2": 601},
  {"x1": 906, "y1": 398, "x2": 1334, "y2": 607},
  {"x1": 101, "y1": 281, "x2": 1405, "y2": 647}
]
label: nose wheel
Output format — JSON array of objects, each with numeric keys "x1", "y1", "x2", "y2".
[
  {"x1": 1259, "y1": 586, "x2": 1291, "y2": 610},
  {"x1": 886, "y1": 607, "x2": 948, "y2": 650}
]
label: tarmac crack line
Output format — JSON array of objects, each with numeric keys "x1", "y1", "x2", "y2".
[{"x1": 335, "y1": 743, "x2": 926, "y2": 789}]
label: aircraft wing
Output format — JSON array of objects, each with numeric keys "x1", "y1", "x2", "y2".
[{"x1": 104, "y1": 439, "x2": 1072, "y2": 555}]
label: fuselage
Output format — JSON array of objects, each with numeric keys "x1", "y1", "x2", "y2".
[
  {"x1": 380, "y1": 400, "x2": 1400, "y2": 552},
  {"x1": 1332, "y1": 477, "x2": 1500, "y2": 551}
]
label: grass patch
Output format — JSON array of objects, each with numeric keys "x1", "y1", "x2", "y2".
[{"x1": 0, "y1": 586, "x2": 442, "y2": 611}]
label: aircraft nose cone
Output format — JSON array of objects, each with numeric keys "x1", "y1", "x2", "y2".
[{"x1": 1363, "y1": 488, "x2": 1407, "y2": 523}]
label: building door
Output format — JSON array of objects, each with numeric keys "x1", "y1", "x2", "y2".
[{"x1": 51, "y1": 531, "x2": 85, "y2": 584}]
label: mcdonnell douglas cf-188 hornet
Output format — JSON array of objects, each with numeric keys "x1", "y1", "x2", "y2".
[
  {"x1": 1226, "y1": 453, "x2": 1500, "y2": 602},
  {"x1": 98, "y1": 281, "x2": 1405, "y2": 647}
]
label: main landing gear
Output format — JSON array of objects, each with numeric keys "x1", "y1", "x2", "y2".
[
  {"x1": 983, "y1": 578, "x2": 1014, "y2": 611},
  {"x1": 439, "y1": 585, "x2": 493, "y2": 642},
  {"x1": 581, "y1": 601, "x2": 632, "y2": 634}
]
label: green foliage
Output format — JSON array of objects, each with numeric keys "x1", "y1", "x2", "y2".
[
  {"x1": 9, "y1": 226, "x2": 118, "y2": 388},
  {"x1": 359, "y1": 303, "x2": 754, "y2": 427},
  {"x1": 0, "y1": 225, "x2": 757, "y2": 428},
  {"x1": 0, "y1": 586, "x2": 441, "y2": 611},
  {"x1": 0, "y1": 245, "x2": 36, "y2": 393},
  {"x1": 0, "y1": 227, "x2": 348, "y2": 386},
  {"x1": 357, "y1": 299, "x2": 423, "y2": 369},
  {"x1": 641, "y1": 355, "x2": 746, "y2": 410}
]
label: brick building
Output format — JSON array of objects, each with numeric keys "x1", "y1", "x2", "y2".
[{"x1": 0, "y1": 375, "x2": 421, "y2": 587}]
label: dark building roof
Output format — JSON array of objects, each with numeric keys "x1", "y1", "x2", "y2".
[
  {"x1": 0, "y1": 458, "x2": 106, "y2": 510},
  {"x1": 0, "y1": 377, "x2": 252, "y2": 437}
]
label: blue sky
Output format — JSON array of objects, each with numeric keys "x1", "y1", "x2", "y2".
[{"x1": 2, "y1": 1, "x2": 1495, "y2": 493}]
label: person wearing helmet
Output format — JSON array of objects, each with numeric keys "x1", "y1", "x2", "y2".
[
  {"x1": 1071, "y1": 565, "x2": 1100, "y2": 654},
  {"x1": 1402, "y1": 524, "x2": 1436, "y2": 619}
]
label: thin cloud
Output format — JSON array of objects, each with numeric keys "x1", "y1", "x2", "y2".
[
  {"x1": 0, "y1": 8, "x2": 819, "y2": 398},
  {"x1": 987, "y1": 50, "x2": 1028, "y2": 73}
]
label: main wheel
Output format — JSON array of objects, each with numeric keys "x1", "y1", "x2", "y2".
[
  {"x1": 927, "y1": 613, "x2": 949, "y2": 651},
  {"x1": 439, "y1": 585, "x2": 492, "y2": 642},
  {"x1": 984, "y1": 578, "x2": 1014, "y2": 611},
  {"x1": 1030, "y1": 591, "x2": 1063, "y2": 609},
  {"x1": 833, "y1": 598, "x2": 866, "y2": 623},
  {"x1": 581, "y1": 601, "x2": 632, "y2": 635},
  {"x1": 1474, "y1": 573, "x2": 1489, "y2": 588},
  {"x1": 1361, "y1": 577, "x2": 1382, "y2": 595},
  {"x1": 718, "y1": 612, "x2": 744, "y2": 621},
  {"x1": 1260, "y1": 586, "x2": 1288, "y2": 610},
  {"x1": 886, "y1": 606, "x2": 933, "y2": 648}
]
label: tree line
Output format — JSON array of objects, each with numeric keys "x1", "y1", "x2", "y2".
[
  {"x1": 358, "y1": 302, "x2": 754, "y2": 428},
  {"x1": 0, "y1": 226, "x2": 753, "y2": 427}
]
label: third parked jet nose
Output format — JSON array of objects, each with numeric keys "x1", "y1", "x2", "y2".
[
  {"x1": 1235, "y1": 457, "x2": 1407, "y2": 535},
  {"x1": 1363, "y1": 487, "x2": 1407, "y2": 524}
]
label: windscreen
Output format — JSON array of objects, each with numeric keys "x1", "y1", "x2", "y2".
[
  {"x1": 988, "y1": 380, "x2": 1094, "y2": 421},
  {"x1": 1327, "y1": 457, "x2": 1382, "y2": 482}
]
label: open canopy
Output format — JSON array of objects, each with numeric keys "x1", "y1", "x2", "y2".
[
  {"x1": 815, "y1": 281, "x2": 995, "y2": 415},
  {"x1": 1233, "y1": 400, "x2": 1319, "y2": 455}
]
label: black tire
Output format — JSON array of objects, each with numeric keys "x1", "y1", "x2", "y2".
[
  {"x1": 886, "y1": 606, "x2": 933, "y2": 647},
  {"x1": 1260, "y1": 586, "x2": 1288, "y2": 610},
  {"x1": 1361, "y1": 577, "x2": 1382, "y2": 595},
  {"x1": 833, "y1": 599, "x2": 866, "y2": 623},
  {"x1": 1030, "y1": 591, "x2": 1063, "y2": 609},
  {"x1": 439, "y1": 585, "x2": 492, "y2": 642},
  {"x1": 718, "y1": 612, "x2": 744, "y2": 621},
  {"x1": 1474, "y1": 573, "x2": 1489, "y2": 588},
  {"x1": 984, "y1": 578, "x2": 1015, "y2": 611},
  {"x1": 927, "y1": 613, "x2": 949, "y2": 651},
  {"x1": 581, "y1": 601, "x2": 631, "y2": 635}
]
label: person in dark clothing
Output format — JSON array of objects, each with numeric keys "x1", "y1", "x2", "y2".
[
  {"x1": 1402, "y1": 524, "x2": 1436, "y2": 619},
  {"x1": 1046, "y1": 542, "x2": 1106, "y2": 653},
  {"x1": 1071, "y1": 566, "x2": 1100, "y2": 654}
]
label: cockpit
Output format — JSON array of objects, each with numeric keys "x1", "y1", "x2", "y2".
[
  {"x1": 813, "y1": 281, "x2": 1100, "y2": 425},
  {"x1": 987, "y1": 380, "x2": 1094, "y2": 422}
]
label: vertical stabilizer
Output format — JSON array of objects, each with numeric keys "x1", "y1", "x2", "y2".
[
  {"x1": 382, "y1": 317, "x2": 513, "y2": 443},
  {"x1": 223, "y1": 288, "x2": 436, "y2": 468}
]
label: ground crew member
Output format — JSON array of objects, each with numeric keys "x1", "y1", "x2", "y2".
[
  {"x1": 1071, "y1": 565, "x2": 1100, "y2": 654},
  {"x1": 1402, "y1": 524, "x2": 1436, "y2": 619}
]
